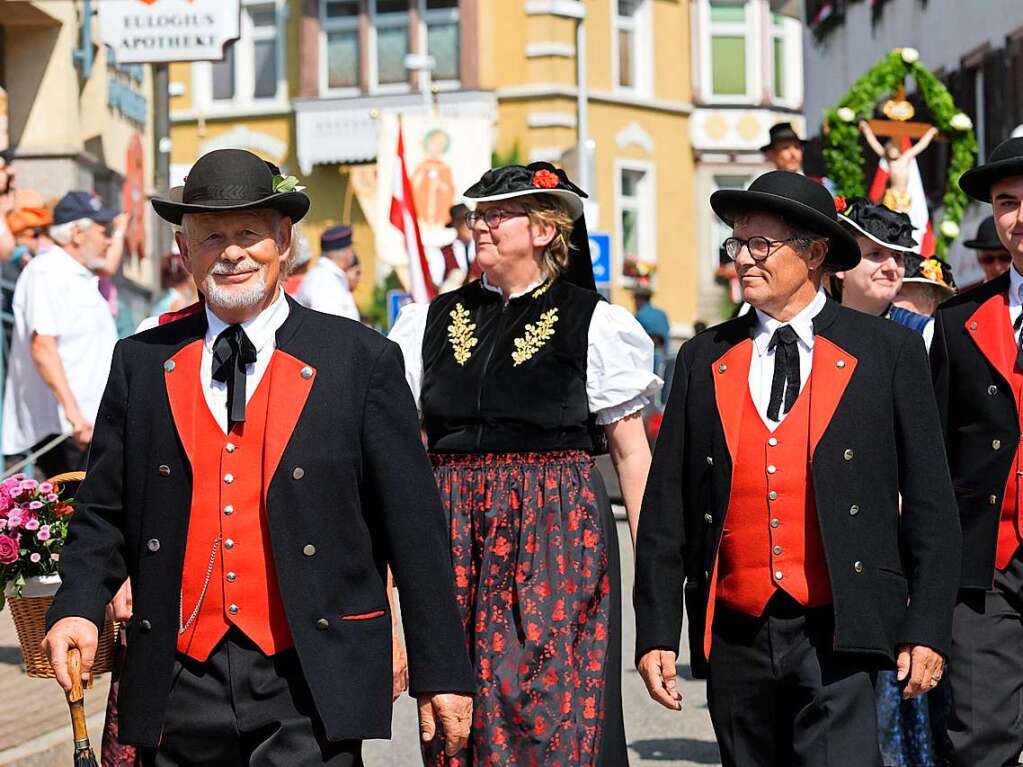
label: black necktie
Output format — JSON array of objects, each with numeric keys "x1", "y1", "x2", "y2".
[
  {"x1": 767, "y1": 325, "x2": 800, "y2": 421},
  {"x1": 1015, "y1": 312, "x2": 1023, "y2": 371},
  {"x1": 211, "y1": 325, "x2": 258, "y2": 428}
]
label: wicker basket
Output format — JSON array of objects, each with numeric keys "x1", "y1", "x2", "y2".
[{"x1": 4, "y1": 471, "x2": 119, "y2": 678}]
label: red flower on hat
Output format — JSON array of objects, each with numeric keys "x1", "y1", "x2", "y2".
[
  {"x1": 532, "y1": 169, "x2": 560, "y2": 189},
  {"x1": 833, "y1": 195, "x2": 847, "y2": 213}
]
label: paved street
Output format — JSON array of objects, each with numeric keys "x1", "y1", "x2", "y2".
[{"x1": 365, "y1": 517, "x2": 721, "y2": 766}]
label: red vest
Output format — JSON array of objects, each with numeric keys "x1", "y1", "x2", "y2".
[
  {"x1": 963, "y1": 292, "x2": 1023, "y2": 571},
  {"x1": 171, "y1": 345, "x2": 294, "y2": 661},
  {"x1": 716, "y1": 386, "x2": 832, "y2": 615}
]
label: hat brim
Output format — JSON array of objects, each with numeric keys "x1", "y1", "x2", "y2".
[
  {"x1": 710, "y1": 189, "x2": 861, "y2": 270},
  {"x1": 901, "y1": 276, "x2": 956, "y2": 298},
  {"x1": 464, "y1": 188, "x2": 584, "y2": 220},
  {"x1": 962, "y1": 238, "x2": 1006, "y2": 250},
  {"x1": 959, "y1": 157, "x2": 1023, "y2": 201},
  {"x1": 151, "y1": 191, "x2": 310, "y2": 226},
  {"x1": 759, "y1": 137, "x2": 805, "y2": 153},
  {"x1": 837, "y1": 213, "x2": 919, "y2": 254}
]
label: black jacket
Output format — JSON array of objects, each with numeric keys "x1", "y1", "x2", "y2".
[
  {"x1": 930, "y1": 272, "x2": 1020, "y2": 588},
  {"x1": 47, "y1": 298, "x2": 474, "y2": 747},
  {"x1": 634, "y1": 297, "x2": 961, "y2": 677}
]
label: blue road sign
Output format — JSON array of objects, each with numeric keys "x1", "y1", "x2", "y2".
[
  {"x1": 589, "y1": 233, "x2": 612, "y2": 287},
  {"x1": 387, "y1": 289, "x2": 414, "y2": 329}
]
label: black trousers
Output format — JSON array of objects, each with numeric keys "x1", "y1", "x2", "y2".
[
  {"x1": 948, "y1": 552, "x2": 1023, "y2": 767},
  {"x1": 707, "y1": 592, "x2": 882, "y2": 767},
  {"x1": 141, "y1": 631, "x2": 363, "y2": 767}
]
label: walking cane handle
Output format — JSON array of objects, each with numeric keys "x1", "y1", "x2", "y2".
[{"x1": 65, "y1": 648, "x2": 90, "y2": 743}]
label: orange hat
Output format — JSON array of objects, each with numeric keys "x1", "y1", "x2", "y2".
[{"x1": 7, "y1": 206, "x2": 53, "y2": 235}]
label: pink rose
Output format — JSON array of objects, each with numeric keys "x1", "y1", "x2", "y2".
[
  {"x1": 0, "y1": 535, "x2": 19, "y2": 565},
  {"x1": 36, "y1": 525, "x2": 51, "y2": 542},
  {"x1": 29, "y1": 552, "x2": 40, "y2": 564}
]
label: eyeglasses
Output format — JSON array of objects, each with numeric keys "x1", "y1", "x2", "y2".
[
  {"x1": 722, "y1": 236, "x2": 807, "y2": 262},
  {"x1": 465, "y1": 209, "x2": 528, "y2": 229},
  {"x1": 979, "y1": 253, "x2": 1012, "y2": 265}
]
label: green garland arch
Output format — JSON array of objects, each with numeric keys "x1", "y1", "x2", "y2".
[{"x1": 823, "y1": 48, "x2": 978, "y2": 257}]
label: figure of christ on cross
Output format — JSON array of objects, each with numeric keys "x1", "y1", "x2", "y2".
[{"x1": 859, "y1": 119, "x2": 939, "y2": 213}]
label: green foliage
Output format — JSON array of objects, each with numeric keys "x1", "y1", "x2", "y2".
[
  {"x1": 492, "y1": 141, "x2": 523, "y2": 168},
  {"x1": 823, "y1": 49, "x2": 978, "y2": 256}
]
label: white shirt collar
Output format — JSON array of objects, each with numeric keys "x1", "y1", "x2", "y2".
[
  {"x1": 1010, "y1": 264, "x2": 1023, "y2": 311},
  {"x1": 49, "y1": 245, "x2": 95, "y2": 280},
  {"x1": 752, "y1": 289, "x2": 827, "y2": 356},
  {"x1": 481, "y1": 271, "x2": 549, "y2": 300},
  {"x1": 204, "y1": 287, "x2": 290, "y2": 354}
]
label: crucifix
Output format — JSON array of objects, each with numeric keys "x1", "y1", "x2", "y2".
[{"x1": 857, "y1": 88, "x2": 945, "y2": 213}]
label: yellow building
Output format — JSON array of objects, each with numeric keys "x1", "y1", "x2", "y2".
[
  {"x1": 1, "y1": 0, "x2": 157, "y2": 330},
  {"x1": 170, "y1": 0, "x2": 698, "y2": 332}
]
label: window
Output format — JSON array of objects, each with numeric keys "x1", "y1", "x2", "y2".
[
  {"x1": 613, "y1": 0, "x2": 650, "y2": 92},
  {"x1": 771, "y1": 12, "x2": 785, "y2": 100},
  {"x1": 206, "y1": 0, "x2": 285, "y2": 108},
  {"x1": 709, "y1": 0, "x2": 748, "y2": 98},
  {"x1": 617, "y1": 164, "x2": 656, "y2": 277},
  {"x1": 321, "y1": 0, "x2": 461, "y2": 95}
]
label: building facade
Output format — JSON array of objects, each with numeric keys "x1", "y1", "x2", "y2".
[
  {"x1": 1, "y1": 0, "x2": 157, "y2": 330},
  {"x1": 802, "y1": 0, "x2": 1023, "y2": 287},
  {"x1": 169, "y1": 0, "x2": 700, "y2": 332},
  {"x1": 689, "y1": 0, "x2": 803, "y2": 322}
]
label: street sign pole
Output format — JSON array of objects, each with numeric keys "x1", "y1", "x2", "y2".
[{"x1": 153, "y1": 63, "x2": 171, "y2": 262}]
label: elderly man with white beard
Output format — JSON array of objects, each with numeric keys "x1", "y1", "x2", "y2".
[{"x1": 41, "y1": 149, "x2": 475, "y2": 767}]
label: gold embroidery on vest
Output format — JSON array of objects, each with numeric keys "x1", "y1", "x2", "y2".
[
  {"x1": 512, "y1": 308, "x2": 559, "y2": 366},
  {"x1": 447, "y1": 303, "x2": 478, "y2": 366},
  {"x1": 531, "y1": 279, "x2": 553, "y2": 299}
]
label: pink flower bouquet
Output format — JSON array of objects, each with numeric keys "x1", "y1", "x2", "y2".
[{"x1": 0, "y1": 474, "x2": 74, "y2": 605}]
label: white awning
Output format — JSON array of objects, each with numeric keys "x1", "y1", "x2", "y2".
[{"x1": 294, "y1": 90, "x2": 497, "y2": 174}]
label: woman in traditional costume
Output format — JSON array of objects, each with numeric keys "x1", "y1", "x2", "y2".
[{"x1": 391, "y1": 163, "x2": 660, "y2": 765}]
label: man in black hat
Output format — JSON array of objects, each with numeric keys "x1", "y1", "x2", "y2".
[
  {"x1": 963, "y1": 215, "x2": 1011, "y2": 285},
  {"x1": 634, "y1": 170, "x2": 960, "y2": 766},
  {"x1": 761, "y1": 122, "x2": 805, "y2": 173},
  {"x1": 41, "y1": 149, "x2": 475, "y2": 765},
  {"x1": 931, "y1": 136, "x2": 1023, "y2": 765}
]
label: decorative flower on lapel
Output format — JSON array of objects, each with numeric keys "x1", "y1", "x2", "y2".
[
  {"x1": 512, "y1": 308, "x2": 559, "y2": 366},
  {"x1": 447, "y1": 303, "x2": 478, "y2": 366}
]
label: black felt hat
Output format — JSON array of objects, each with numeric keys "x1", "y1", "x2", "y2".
[
  {"x1": 902, "y1": 254, "x2": 957, "y2": 298},
  {"x1": 959, "y1": 137, "x2": 1023, "y2": 201},
  {"x1": 710, "y1": 170, "x2": 861, "y2": 270},
  {"x1": 838, "y1": 197, "x2": 919, "y2": 253},
  {"x1": 446, "y1": 203, "x2": 469, "y2": 227},
  {"x1": 463, "y1": 162, "x2": 586, "y2": 220},
  {"x1": 962, "y1": 216, "x2": 1006, "y2": 250},
  {"x1": 464, "y1": 162, "x2": 595, "y2": 290},
  {"x1": 152, "y1": 149, "x2": 310, "y2": 225},
  {"x1": 760, "y1": 122, "x2": 805, "y2": 153}
]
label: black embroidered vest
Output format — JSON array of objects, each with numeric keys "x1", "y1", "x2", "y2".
[{"x1": 421, "y1": 279, "x2": 602, "y2": 453}]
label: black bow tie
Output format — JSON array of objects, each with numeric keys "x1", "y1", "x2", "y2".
[
  {"x1": 767, "y1": 325, "x2": 800, "y2": 421},
  {"x1": 1015, "y1": 312, "x2": 1023, "y2": 371},
  {"x1": 211, "y1": 325, "x2": 258, "y2": 428}
]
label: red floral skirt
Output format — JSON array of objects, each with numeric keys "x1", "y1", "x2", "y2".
[{"x1": 423, "y1": 450, "x2": 626, "y2": 766}]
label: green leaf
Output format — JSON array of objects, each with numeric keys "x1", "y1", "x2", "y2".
[{"x1": 272, "y1": 174, "x2": 301, "y2": 193}]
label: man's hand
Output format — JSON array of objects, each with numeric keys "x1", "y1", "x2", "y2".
[
  {"x1": 417, "y1": 692, "x2": 473, "y2": 756},
  {"x1": 392, "y1": 631, "x2": 409, "y2": 701},
  {"x1": 896, "y1": 644, "x2": 944, "y2": 699},
  {"x1": 68, "y1": 411, "x2": 93, "y2": 449},
  {"x1": 638, "y1": 649, "x2": 683, "y2": 710},
  {"x1": 40, "y1": 617, "x2": 98, "y2": 691},
  {"x1": 106, "y1": 580, "x2": 132, "y2": 624}
]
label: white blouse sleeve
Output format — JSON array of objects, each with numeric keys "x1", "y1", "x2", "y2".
[
  {"x1": 586, "y1": 302, "x2": 663, "y2": 425},
  {"x1": 387, "y1": 302, "x2": 429, "y2": 411}
]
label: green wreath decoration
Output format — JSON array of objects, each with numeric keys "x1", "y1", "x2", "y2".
[{"x1": 823, "y1": 48, "x2": 978, "y2": 257}]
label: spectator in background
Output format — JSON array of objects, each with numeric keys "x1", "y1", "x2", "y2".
[
  {"x1": 761, "y1": 122, "x2": 805, "y2": 173},
  {"x1": 1, "y1": 191, "x2": 117, "y2": 477},
  {"x1": 345, "y1": 253, "x2": 363, "y2": 294},
  {"x1": 151, "y1": 252, "x2": 197, "y2": 316},
  {"x1": 284, "y1": 224, "x2": 313, "y2": 295},
  {"x1": 6, "y1": 204, "x2": 53, "y2": 273},
  {"x1": 631, "y1": 284, "x2": 671, "y2": 354},
  {"x1": 295, "y1": 224, "x2": 360, "y2": 321},
  {"x1": 963, "y1": 215, "x2": 1011, "y2": 284}
]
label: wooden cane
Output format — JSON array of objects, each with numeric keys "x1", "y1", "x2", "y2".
[{"x1": 65, "y1": 648, "x2": 99, "y2": 766}]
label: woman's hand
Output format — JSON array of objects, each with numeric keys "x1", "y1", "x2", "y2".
[{"x1": 393, "y1": 629, "x2": 409, "y2": 701}]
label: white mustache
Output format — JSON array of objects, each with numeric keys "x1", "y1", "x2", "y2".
[{"x1": 210, "y1": 260, "x2": 260, "y2": 276}]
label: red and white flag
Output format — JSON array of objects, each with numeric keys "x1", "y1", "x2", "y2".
[
  {"x1": 390, "y1": 123, "x2": 436, "y2": 303},
  {"x1": 868, "y1": 135, "x2": 935, "y2": 256}
]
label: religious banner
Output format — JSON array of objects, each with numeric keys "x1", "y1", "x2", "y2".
[{"x1": 374, "y1": 113, "x2": 492, "y2": 287}]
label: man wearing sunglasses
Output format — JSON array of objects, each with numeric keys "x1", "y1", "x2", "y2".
[
  {"x1": 635, "y1": 170, "x2": 960, "y2": 766},
  {"x1": 963, "y1": 215, "x2": 1011, "y2": 284}
]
